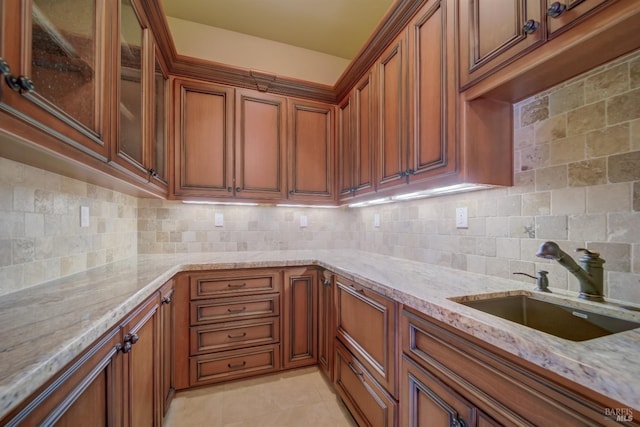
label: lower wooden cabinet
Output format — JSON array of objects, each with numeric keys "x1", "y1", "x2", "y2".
[
  {"x1": 282, "y1": 267, "x2": 318, "y2": 369},
  {"x1": 159, "y1": 279, "x2": 176, "y2": 417},
  {"x1": 334, "y1": 340, "x2": 397, "y2": 427},
  {"x1": 318, "y1": 269, "x2": 335, "y2": 380},
  {"x1": 190, "y1": 344, "x2": 281, "y2": 385}
]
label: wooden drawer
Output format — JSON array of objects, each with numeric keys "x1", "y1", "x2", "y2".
[
  {"x1": 190, "y1": 344, "x2": 281, "y2": 386},
  {"x1": 335, "y1": 275, "x2": 397, "y2": 397},
  {"x1": 190, "y1": 294, "x2": 280, "y2": 325},
  {"x1": 190, "y1": 269, "x2": 281, "y2": 299},
  {"x1": 334, "y1": 340, "x2": 397, "y2": 427},
  {"x1": 401, "y1": 308, "x2": 615, "y2": 426},
  {"x1": 190, "y1": 318, "x2": 280, "y2": 355}
]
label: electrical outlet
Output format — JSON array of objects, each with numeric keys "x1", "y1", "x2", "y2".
[
  {"x1": 455, "y1": 207, "x2": 468, "y2": 229},
  {"x1": 80, "y1": 206, "x2": 90, "y2": 228},
  {"x1": 374, "y1": 213, "x2": 381, "y2": 227},
  {"x1": 300, "y1": 214, "x2": 308, "y2": 228},
  {"x1": 214, "y1": 213, "x2": 224, "y2": 227}
]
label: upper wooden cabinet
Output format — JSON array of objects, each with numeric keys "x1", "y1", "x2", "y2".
[
  {"x1": 172, "y1": 78, "x2": 234, "y2": 199},
  {"x1": 338, "y1": 70, "x2": 376, "y2": 202},
  {"x1": 376, "y1": 29, "x2": 408, "y2": 192},
  {"x1": 459, "y1": 0, "x2": 544, "y2": 89},
  {"x1": 235, "y1": 89, "x2": 287, "y2": 200},
  {"x1": 0, "y1": 0, "x2": 112, "y2": 159},
  {"x1": 287, "y1": 98, "x2": 336, "y2": 204},
  {"x1": 545, "y1": 0, "x2": 611, "y2": 36}
]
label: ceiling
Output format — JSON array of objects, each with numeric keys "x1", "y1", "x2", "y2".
[{"x1": 160, "y1": 0, "x2": 395, "y2": 60}]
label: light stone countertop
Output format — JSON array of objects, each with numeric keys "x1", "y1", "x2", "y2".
[{"x1": 1, "y1": 250, "x2": 639, "y2": 421}]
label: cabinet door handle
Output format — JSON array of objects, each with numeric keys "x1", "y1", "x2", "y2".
[
  {"x1": 522, "y1": 19, "x2": 540, "y2": 34},
  {"x1": 547, "y1": 2, "x2": 567, "y2": 18},
  {"x1": 227, "y1": 332, "x2": 247, "y2": 339},
  {"x1": 347, "y1": 361, "x2": 364, "y2": 378},
  {"x1": 161, "y1": 295, "x2": 172, "y2": 304},
  {"x1": 227, "y1": 187, "x2": 233, "y2": 192},
  {"x1": 228, "y1": 282, "x2": 247, "y2": 288},
  {"x1": 322, "y1": 279, "x2": 331, "y2": 286},
  {"x1": 450, "y1": 416, "x2": 467, "y2": 427},
  {"x1": 235, "y1": 187, "x2": 241, "y2": 192},
  {"x1": 121, "y1": 333, "x2": 139, "y2": 353},
  {"x1": 227, "y1": 361, "x2": 247, "y2": 370},
  {"x1": 227, "y1": 306, "x2": 247, "y2": 313}
]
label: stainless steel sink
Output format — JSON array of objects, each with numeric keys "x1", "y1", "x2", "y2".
[{"x1": 454, "y1": 294, "x2": 640, "y2": 341}]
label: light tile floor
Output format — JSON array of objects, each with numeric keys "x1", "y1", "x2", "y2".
[{"x1": 163, "y1": 367, "x2": 358, "y2": 426}]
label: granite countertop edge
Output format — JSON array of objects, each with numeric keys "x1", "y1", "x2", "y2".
[{"x1": 0, "y1": 250, "x2": 638, "y2": 421}]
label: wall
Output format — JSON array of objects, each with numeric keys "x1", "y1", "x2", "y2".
[
  {"x1": 0, "y1": 157, "x2": 138, "y2": 296},
  {"x1": 352, "y1": 49, "x2": 640, "y2": 303},
  {"x1": 137, "y1": 199, "x2": 355, "y2": 253},
  {"x1": 166, "y1": 17, "x2": 349, "y2": 86}
]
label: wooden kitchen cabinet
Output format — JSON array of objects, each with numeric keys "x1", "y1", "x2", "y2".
[
  {"x1": 406, "y1": 0, "x2": 457, "y2": 186},
  {"x1": 401, "y1": 307, "x2": 631, "y2": 426},
  {"x1": 287, "y1": 98, "x2": 336, "y2": 204},
  {"x1": 335, "y1": 340, "x2": 397, "y2": 427},
  {"x1": 159, "y1": 279, "x2": 175, "y2": 417},
  {"x1": 318, "y1": 270, "x2": 335, "y2": 381},
  {"x1": 172, "y1": 78, "x2": 234, "y2": 198},
  {"x1": 234, "y1": 89, "x2": 287, "y2": 200},
  {"x1": 545, "y1": 0, "x2": 612, "y2": 36},
  {"x1": 0, "y1": 0, "x2": 112, "y2": 159},
  {"x1": 338, "y1": 70, "x2": 376, "y2": 201},
  {"x1": 0, "y1": 328, "x2": 124, "y2": 427},
  {"x1": 334, "y1": 275, "x2": 398, "y2": 397},
  {"x1": 282, "y1": 267, "x2": 318, "y2": 369},
  {"x1": 376, "y1": 29, "x2": 409, "y2": 192}
]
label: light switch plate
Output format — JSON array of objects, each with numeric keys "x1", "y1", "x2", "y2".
[
  {"x1": 214, "y1": 213, "x2": 224, "y2": 227},
  {"x1": 455, "y1": 207, "x2": 468, "y2": 229},
  {"x1": 80, "y1": 206, "x2": 90, "y2": 228},
  {"x1": 300, "y1": 214, "x2": 308, "y2": 228}
]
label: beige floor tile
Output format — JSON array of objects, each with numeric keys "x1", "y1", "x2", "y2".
[{"x1": 163, "y1": 368, "x2": 356, "y2": 427}]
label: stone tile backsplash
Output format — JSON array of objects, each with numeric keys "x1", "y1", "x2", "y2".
[
  {"x1": 1, "y1": 49, "x2": 639, "y2": 303},
  {"x1": 0, "y1": 158, "x2": 138, "y2": 296}
]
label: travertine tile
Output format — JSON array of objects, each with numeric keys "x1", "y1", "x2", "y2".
[
  {"x1": 522, "y1": 192, "x2": 551, "y2": 216},
  {"x1": 587, "y1": 183, "x2": 631, "y2": 213},
  {"x1": 608, "y1": 212, "x2": 640, "y2": 243},
  {"x1": 631, "y1": 56, "x2": 640, "y2": 89},
  {"x1": 551, "y1": 187, "x2": 586, "y2": 215},
  {"x1": 568, "y1": 214, "x2": 606, "y2": 241},
  {"x1": 534, "y1": 115, "x2": 567, "y2": 144},
  {"x1": 509, "y1": 217, "x2": 535, "y2": 238},
  {"x1": 607, "y1": 271, "x2": 640, "y2": 303},
  {"x1": 607, "y1": 88, "x2": 640, "y2": 125},
  {"x1": 550, "y1": 135, "x2": 586, "y2": 165},
  {"x1": 520, "y1": 97, "x2": 549, "y2": 126},
  {"x1": 586, "y1": 123, "x2": 630, "y2": 158},
  {"x1": 587, "y1": 242, "x2": 631, "y2": 272},
  {"x1": 568, "y1": 158, "x2": 607, "y2": 187},
  {"x1": 496, "y1": 238, "x2": 521, "y2": 259},
  {"x1": 634, "y1": 182, "x2": 640, "y2": 211},
  {"x1": 608, "y1": 150, "x2": 640, "y2": 183},
  {"x1": 585, "y1": 63, "x2": 629, "y2": 103},
  {"x1": 535, "y1": 165, "x2": 568, "y2": 191},
  {"x1": 549, "y1": 81, "x2": 584, "y2": 115},
  {"x1": 535, "y1": 216, "x2": 568, "y2": 240},
  {"x1": 519, "y1": 144, "x2": 550, "y2": 171},
  {"x1": 567, "y1": 102, "x2": 606, "y2": 136},
  {"x1": 632, "y1": 119, "x2": 640, "y2": 150},
  {"x1": 0, "y1": 240, "x2": 11, "y2": 267},
  {"x1": 511, "y1": 170, "x2": 535, "y2": 194},
  {"x1": 514, "y1": 125, "x2": 534, "y2": 149}
]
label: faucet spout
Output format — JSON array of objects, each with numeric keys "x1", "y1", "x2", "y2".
[{"x1": 535, "y1": 241, "x2": 605, "y2": 302}]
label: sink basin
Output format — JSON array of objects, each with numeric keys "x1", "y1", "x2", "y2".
[{"x1": 454, "y1": 294, "x2": 640, "y2": 341}]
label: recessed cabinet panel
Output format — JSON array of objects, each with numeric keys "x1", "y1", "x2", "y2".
[
  {"x1": 153, "y1": 54, "x2": 168, "y2": 183},
  {"x1": 354, "y1": 72, "x2": 374, "y2": 193},
  {"x1": 235, "y1": 89, "x2": 286, "y2": 199},
  {"x1": 338, "y1": 95, "x2": 353, "y2": 198},
  {"x1": 546, "y1": 0, "x2": 611, "y2": 36},
  {"x1": 459, "y1": 0, "x2": 543, "y2": 88}
]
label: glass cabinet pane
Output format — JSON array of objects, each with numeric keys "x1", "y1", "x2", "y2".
[
  {"x1": 119, "y1": 0, "x2": 144, "y2": 165},
  {"x1": 31, "y1": 0, "x2": 98, "y2": 132},
  {"x1": 154, "y1": 56, "x2": 167, "y2": 180}
]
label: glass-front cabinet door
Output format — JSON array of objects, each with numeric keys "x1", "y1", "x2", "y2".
[
  {"x1": 152, "y1": 50, "x2": 168, "y2": 186},
  {"x1": 0, "y1": 0, "x2": 111, "y2": 159}
]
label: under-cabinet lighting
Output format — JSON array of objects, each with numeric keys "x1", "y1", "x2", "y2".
[
  {"x1": 182, "y1": 201, "x2": 260, "y2": 206},
  {"x1": 350, "y1": 184, "x2": 495, "y2": 207},
  {"x1": 348, "y1": 197, "x2": 393, "y2": 208},
  {"x1": 275, "y1": 204, "x2": 339, "y2": 209}
]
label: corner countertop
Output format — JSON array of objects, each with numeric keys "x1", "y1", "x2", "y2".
[{"x1": 1, "y1": 250, "x2": 639, "y2": 420}]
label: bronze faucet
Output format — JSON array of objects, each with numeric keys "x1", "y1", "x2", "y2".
[{"x1": 535, "y1": 241, "x2": 605, "y2": 302}]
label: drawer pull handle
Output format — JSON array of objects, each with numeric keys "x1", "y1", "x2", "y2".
[
  {"x1": 227, "y1": 332, "x2": 247, "y2": 339},
  {"x1": 348, "y1": 362, "x2": 364, "y2": 378},
  {"x1": 228, "y1": 361, "x2": 247, "y2": 370},
  {"x1": 228, "y1": 282, "x2": 247, "y2": 288},
  {"x1": 227, "y1": 307, "x2": 247, "y2": 313}
]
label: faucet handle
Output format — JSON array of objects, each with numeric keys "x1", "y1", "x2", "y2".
[{"x1": 576, "y1": 248, "x2": 600, "y2": 258}]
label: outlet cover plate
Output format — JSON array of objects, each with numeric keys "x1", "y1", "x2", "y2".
[{"x1": 456, "y1": 207, "x2": 468, "y2": 229}]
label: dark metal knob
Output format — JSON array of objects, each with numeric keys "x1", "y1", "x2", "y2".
[
  {"x1": 406, "y1": 168, "x2": 415, "y2": 175},
  {"x1": 17, "y1": 76, "x2": 34, "y2": 92},
  {"x1": 227, "y1": 187, "x2": 233, "y2": 192},
  {"x1": 235, "y1": 187, "x2": 241, "y2": 192},
  {"x1": 323, "y1": 279, "x2": 331, "y2": 286},
  {"x1": 0, "y1": 58, "x2": 11, "y2": 77},
  {"x1": 161, "y1": 295, "x2": 172, "y2": 304},
  {"x1": 148, "y1": 168, "x2": 158, "y2": 177},
  {"x1": 547, "y1": 2, "x2": 567, "y2": 18},
  {"x1": 522, "y1": 19, "x2": 540, "y2": 34},
  {"x1": 125, "y1": 333, "x2": 139, "y2": 345}
]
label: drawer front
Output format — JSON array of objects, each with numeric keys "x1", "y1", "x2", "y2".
[
  {"x1": 190, "y1": 318, "x2": 280, "y2": 355},
  {"x1": 190, "y1": 294, "x2": 280, "y2": 325},
  {"x1": 334, "y1": 341, "x2": 397, "y2": 427},
  {"x1": 335, "y1": 275, "x2": 397, "y2": 396},
  {"x1": 190, "y1": 269, "x2": 281, "y2": 299},
  {"x1": 190, "y1": 345, "x2": 281, "y2": 386}
]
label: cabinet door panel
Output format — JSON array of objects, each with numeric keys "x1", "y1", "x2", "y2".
[
  {"x1": 409, "y1": 0, "x2": 455, "y2": 180},
  {"x1": 235, "y1": 89, "x2": 286, "y2": 199},
  {"x1": 354, "y1": 71, "x2": 375, "y2": 194},
  {"x1": 160, "y1": 280, "x2": 175, "y2": 416},
  {"x1": 283, "y1": 268, "x2": 318, "y2": 369},
  {"x1": 318, "y1": 271, "x2": 334, "y2": 380},
  {"x1": 546, "y1": 0, "x2": 611, "y2": 36},
  {"x1": 459, "y1": 0, "x2": 543, "y2": 88},
  {"x1": 288, "y1": 99, "x2": 335, "y2": 203},
  {"x1": 173, "y1": 79, "x2": 234, "y2": 197},
  {"x1": 378, "y1": 31, "x2": 408, "y2": 190},
  {"x1": 338, "y1": 95, "x2": 354, "y2": 198}
]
